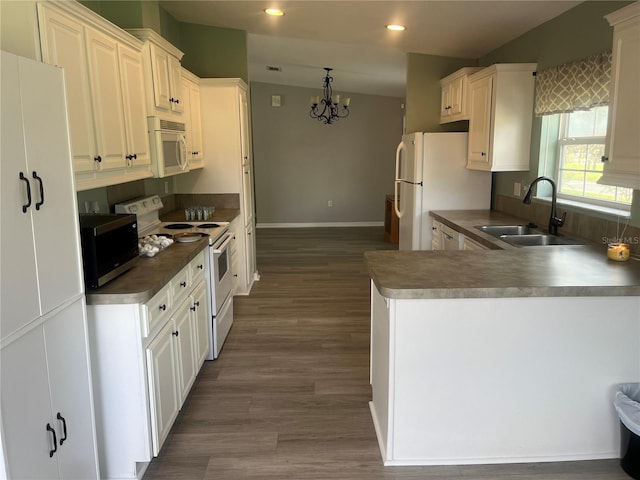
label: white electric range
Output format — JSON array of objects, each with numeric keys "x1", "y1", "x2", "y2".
[{"x1": 115, "y1": 196, "x2": 234, "y2": 359}]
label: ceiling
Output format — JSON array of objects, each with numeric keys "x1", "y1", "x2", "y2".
[{"x1": 160, "y1": 1, "x2": 581, "y2": 97}]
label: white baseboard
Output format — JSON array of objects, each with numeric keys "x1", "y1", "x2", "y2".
[{"x1": 256, "y1": 221, "x2": 384, "y2": 228}]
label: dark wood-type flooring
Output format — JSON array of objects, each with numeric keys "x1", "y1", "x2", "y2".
[{"x1": 144, "y1": 227, "x2": 630, "y2": 480}]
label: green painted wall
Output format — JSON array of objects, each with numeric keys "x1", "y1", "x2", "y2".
[
  {"x1": 477, "y1": 1, "x2": 638, "y2": 225},
  {"x1": 159, "y1": 6, "x2": 181, "y2": 49},
  {"x1": 78, "y1": 1, "x2": 247, "y2": 81},
  {"x1": 405, "y1": 53, "x2": 477, "y2": 134},
  {"x1": 179, "y1": 23, "x2": 248, "y2": 81}
]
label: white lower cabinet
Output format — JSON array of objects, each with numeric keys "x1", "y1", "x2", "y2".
[
  {"x1": 463, "y1": 236, "x2": 489, "y2": 250},
  {"x1": 192, "y1": 280, "x2": 210, "y2": 368},
  {"x1": 1, "y1": 299, "x2": 99, "y2": 480},
  {"x1": 87, "y1": 249, "x2": 209, "y2": 479},
  {"x1": 431, "y1": 220, "x2": 442, "y2": 250},
  {"x1": 146, "y1": 319, "x2": 180, "y2": 457}
]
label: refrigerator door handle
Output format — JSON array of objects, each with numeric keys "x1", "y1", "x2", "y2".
[
  {"x1": 394, "y1": 141, "x2": 405, "y2": 182},
  {"x1": 394, "y1": 180, "x2": 404, "y2": 218},
  {"x1": 394, "y1": 141, "x2": 405, "y2": 218}
]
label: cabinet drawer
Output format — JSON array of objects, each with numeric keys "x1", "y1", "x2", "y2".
[
  {"x1": 141, "y1": 283, "x2": 171, "y2": 337},
  {"x1": 171, "y1": 264, "x2": 191, "y2": 306},
  {"x1": 189, "y1": 249, "x2": 207, "y2": 283}
]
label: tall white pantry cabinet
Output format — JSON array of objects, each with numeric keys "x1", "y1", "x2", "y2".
[
  {"x1": 0, "y1": 52, "x2": 99, "y2": 479},
  {"x1": 176, "y1": 78, "x2": 258, "y2": 295}
]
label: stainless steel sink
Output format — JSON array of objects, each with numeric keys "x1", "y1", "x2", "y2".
[
  {"x1": 499, "y1": 234, "x2": 584, "y2": 247},
  {"x1": 476, "y1": 225, "x2": 536, "y2": 237}
]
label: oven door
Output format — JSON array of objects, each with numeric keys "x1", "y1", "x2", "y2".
[{"x1": 211, "y1": 232, "x2": 233, "y2": 312}]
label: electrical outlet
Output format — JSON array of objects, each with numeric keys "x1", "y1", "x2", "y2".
[
  {"x1": 513, "y1": 182, "x2": 521, "y2": 197},
  {"x1": 327, "y1": 200, "x2": 333, "y2": 207}
]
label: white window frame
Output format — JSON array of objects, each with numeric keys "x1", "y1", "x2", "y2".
[{"x1": 554, "y1": 108, "x2": 632, "y2": 211}]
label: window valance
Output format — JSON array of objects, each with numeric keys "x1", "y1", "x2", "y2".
[{"x1": 534, "y1": 50, "x2": 612, "y2": 116}]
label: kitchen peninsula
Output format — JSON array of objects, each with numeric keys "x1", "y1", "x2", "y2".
[{"x1": 366, "y1": 211, "x2": 640, "y2": 466}]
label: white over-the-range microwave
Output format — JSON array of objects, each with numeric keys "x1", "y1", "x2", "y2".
[{"x1": 148, "y1": 116, "x2": 189, "y2": 177}]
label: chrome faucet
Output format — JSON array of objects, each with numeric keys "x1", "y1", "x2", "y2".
[{"x1": 522, "y1": 176, "x2": 566, "y2": 235}]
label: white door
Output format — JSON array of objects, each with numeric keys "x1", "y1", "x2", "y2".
[
  {"x1": 168, "y1": 56, "x2": 184, "y2": 113},
  {"x1": 146, "y1": 320, "x2": 180, "y2": 456},
  {"x1": 150, "y1": 44, "x2": 171, "y2": 111},
  {"x1": 118, "y1": 43, "x2": 151, "y2": 168},
  {"x1": 395, "y1": 134, "x2": 423, "y2": 251},
  {"x1": 19, "y1": 55, "x2": 83, "y2": 316},
  {"x1": 192, "y1": 280, "x2": 210, "y2": 367},
  {"x1": 0, "y1": 52, "x2": 41, "y2": 337},
  {"x1": 174, "y1": 298, "x2": 197, "y2": 404},
  {"x1": 85, "y1": 28, "x2": 127, "y2": 171},
  {"x1": 468, "y1": 74, "x2": 493, "y2": 169},
  {"x1": 44, "y1": 300, "x2": 99, "y2": 479},
  {"x1": 38, "y1": 6, "x2": 98, "y2": 174},
  {"x1": 1, "y1": 327, "x2": 57, "y2": 479}
]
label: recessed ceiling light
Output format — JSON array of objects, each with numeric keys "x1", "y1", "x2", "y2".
[
  {"x1": 265, "y1": 8, "x2": 284, "y2": 16},
  {"x1": 386, "y1": 24, "x2": 406, "y2": 32}
]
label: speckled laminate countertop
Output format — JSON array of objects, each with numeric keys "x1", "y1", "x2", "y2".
[
  {"x1": 84, "y1": 208, "x2": 241, "y2": 305},
  {"x1": 365, "y1": 210, "x2": 640, "y2": 299},
  {"x1": 85, "y1": 237, "x2": 209, "y2": 305}
]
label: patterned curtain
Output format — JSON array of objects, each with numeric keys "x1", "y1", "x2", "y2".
[{"x1": 534, "y1": 50, "x2": 612, "y2": 116}]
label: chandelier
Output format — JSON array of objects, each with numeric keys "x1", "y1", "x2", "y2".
[{"x1": 309, "y1": 68, "x2": 351, "y2": 124}]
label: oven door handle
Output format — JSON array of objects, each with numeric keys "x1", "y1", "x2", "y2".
[{"x1": 212, "y1": 234, "x2": 232, "y2": 253}]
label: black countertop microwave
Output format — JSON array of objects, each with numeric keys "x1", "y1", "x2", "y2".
[{"x1": 79, "y1": 214, "x2": 139, "y2": 289}]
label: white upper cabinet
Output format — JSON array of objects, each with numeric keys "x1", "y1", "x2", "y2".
[
  {"x1": 598, "y1": 2, "x2": 640, "y2": 190},
  {"x1": 182, "y1": 69, "x2": 204, "y2": 169},
  {"x1": 37, "y1": 6, "x2": 97, "y2": 175},
  {"x1": 118, "y1": 43, "x2": 152, "y2": 171},
  {"x1": 85, "y1": 27, "x2": 128, "y2": 172},
  {"x1": 439, "y1": 67, "x2": 482, "y2": 123},
  {"x1": 127, "y1": 29, "x2": 185, "y2": 118},
  {"x1": 466, "y1": 63, "x2": 537, "y2": 171},
  {"x1": 37, "y1": 1, "x2": 152, "y2": 190}
]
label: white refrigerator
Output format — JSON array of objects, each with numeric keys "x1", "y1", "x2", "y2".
[{"x1": 394, "y1": 132, "x2": 492, "y2": 250}]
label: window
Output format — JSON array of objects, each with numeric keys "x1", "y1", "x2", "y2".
[{"x1": 556, "y1": 106, "x2": 632, "y2": 207}]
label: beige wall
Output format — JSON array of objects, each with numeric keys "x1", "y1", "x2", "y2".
[{"x1": 250, "y1": 82, "x2": 403, "y2": 225}]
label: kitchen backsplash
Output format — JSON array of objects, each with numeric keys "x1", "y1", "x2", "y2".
[
  {"x1": 495, "y1": 194, "x2": 640, "y2": 254},
  {"x1": 160, "y1": 194, "x2": 240, "y2": 217}
]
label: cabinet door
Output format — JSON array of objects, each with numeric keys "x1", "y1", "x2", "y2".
[
  {"x1": 448, "y1": 75, "x2": 464, "y2": 116},
  {"x1": 192, "y1": 280, "x2": 210, "y2": 367},
  {"x1": 85, "y1": 28, "x2": 127, "y2": 171},
  {"x1": 467, "y1": 74, "x2": 493, "y2": 170},
  {"x1": 118, "y1": 43, "x2": 151, "y2": 168},
  {"x1": 239, "y1": 89, "x2": 250, "y2": 166},
  {"x1": 42, "y1": 300, "x2": 99, "y2": 479},
  {"x1": 19, "y1": 55, "x2": 84, "y2": 316},
  {"x1": 0, "y1": 52, "x2": 40, "y2": 337},
  {"x1": 440, "y1": 83, "x2": 451, "y2": 118},
  {"x1": 150, "y1": 44, "x2": 171, "y2": 111},
  {"x1": 1, "y1": 327, "x2": 57, "y2": 479},
  {"x1": 168, "y1": 56, "x2": 184, "y2": 113},
  {"x1": 602, "y1": 16, "x2": 640, "y2": 185},
  {"x1": 38, "y1": 5, "x2": 97, "y2": 174},
  {"x1": 189, "y1": 82, "x2": 203, "y2": 163},
  {"x1": 244, "y1": 222, "x2": 256, "y2": 289},
  {"x1": 174, "y1": 298, "x2": 197, "y2": 404},
  {"x1": 146, "y1": 320, "x2": 180, "y2": 456},
  {"x1": 242, "y1": 163, "x2": 254, "y2": 224}
]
